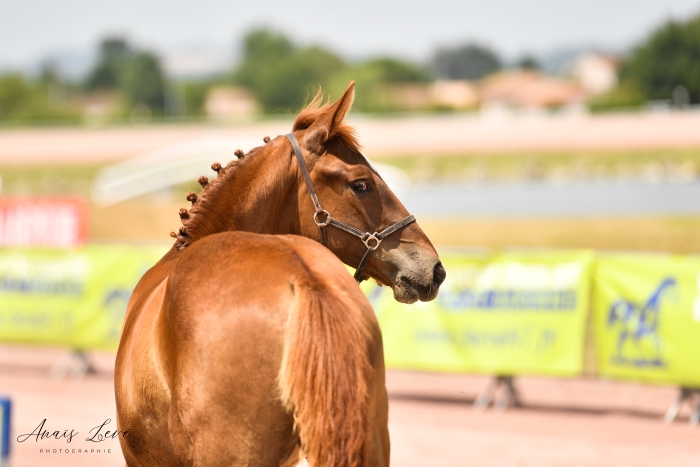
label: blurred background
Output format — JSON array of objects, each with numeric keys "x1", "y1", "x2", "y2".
[
  {"x1": 2, "y1": 1, "x2": 700, "y2": 466},
  {"x1": 2, "y1": 0, "x2": 700, "y2": 249}
]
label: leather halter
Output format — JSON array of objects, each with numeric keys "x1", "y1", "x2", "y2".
[{"x1": 285, "y1": 133, "x2": 416, "y2": 283}]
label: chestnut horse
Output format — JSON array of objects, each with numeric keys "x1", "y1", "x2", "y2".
[{"x1": 115, "y1": 82, "x2": 445, "y2": 467}]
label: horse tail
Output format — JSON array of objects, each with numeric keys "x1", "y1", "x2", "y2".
[{"x1": 278, "y1": 279, "x2": 375, "y2": 467}]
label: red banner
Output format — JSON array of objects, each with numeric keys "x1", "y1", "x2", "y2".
[{"x1": 0, "y1": 198, "x2": 89, "y2": 247}]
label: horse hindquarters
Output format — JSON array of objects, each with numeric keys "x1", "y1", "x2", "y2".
[
  {"x1": 278, "y1": 277, "x2": 390, "y2": 467},
  {"x1": 159, "y1": 232, "x2": 389, "y2": 467}
]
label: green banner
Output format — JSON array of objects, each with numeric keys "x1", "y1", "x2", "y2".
[
  {"x1": 592, "y1": 253, "x2": 700, "y2": 386},
  {"x1": 363, "y1": 249, "x2": 594, "y2": 376},
  {"x1": 0, "y1": 244, "x2": 168, "y2": 351},
  {"x1": 8, "y1": 245, "x2": 700, "y2": 386}
]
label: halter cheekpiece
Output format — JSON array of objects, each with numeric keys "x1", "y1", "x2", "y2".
[{"x1": 285, "y1": 133, "x2": 416, "y2": 283}]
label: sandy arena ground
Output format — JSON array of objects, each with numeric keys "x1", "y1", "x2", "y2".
[
  {"x1": 1, "y1": 345, "x2": 698, "y2": 467},
  {"x1": 2, "y1": 111, "x2": 700, "y2": 165}
]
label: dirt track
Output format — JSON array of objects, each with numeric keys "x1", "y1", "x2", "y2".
[
  {"x1": 2, "y1": 111, "x2": 700, "y2": 165},
  {"x1": 1, "y1": 345, "x2": 698, "y2": 467}
]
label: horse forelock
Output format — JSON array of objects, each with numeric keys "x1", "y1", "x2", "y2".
[{"x1": 292, "y1": 92, "x2": 361, "y2": 154}]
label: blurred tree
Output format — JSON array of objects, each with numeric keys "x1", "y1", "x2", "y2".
[
  {"x1": 623, "y1": 14, "x2": 700, "y2": 103},
  {"x1": 86, "y1": 38, "x2": 132, "y2": 90},
  {"x1": 431, "y1": 44, "x2": 501, "y2": 80},
  {"x1": 359, "y1": 58, "x2": 429, "y2": 83},
  {"x1": 517, "y1": 54, "x2": 540, "y2": 71},
  {"x1": 586, "y1": 82, "x2": 646, "y2": 112},
  {"x1": 328, "y1": 57, "x2": 429, "y2": 113},
  {"x1": 39, "y1": 62, "x2": 60, "y2": 86},
  {"x1": 121, "y1": 52, "x2": 166, "y2": 113},
  {"x1": 0, "y1": 73, "x2": 80, "y2": 123},
  {"x1": 240, "y1": 29, "x2": 294, "y2": 62},
  {"x1": 0, "y1": 75, "x2": 33, "y2": 117},
  {"x1": 180, "y1": 81, "x2": 213, "y2": 116},
  {"x1": 233, "y1": 28, "x2": 346, "y2": 112},
  {"x1": 85, "y1": 38, "x2": 168, "y2": 114}
]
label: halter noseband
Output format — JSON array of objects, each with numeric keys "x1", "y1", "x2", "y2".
[{"x1": 285, "y1": 133, "x2": 416, "y2": 283}]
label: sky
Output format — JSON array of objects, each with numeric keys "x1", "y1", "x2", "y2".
[{"x1": 2, "y1": 0, "x2": 700, "y2": 76}]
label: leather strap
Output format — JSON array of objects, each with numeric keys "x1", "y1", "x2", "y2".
[
  {"x1": 287, "y1": 132, "x2": 323, "y2": 214},
  {"x1": 377, "y1": 214, "x2": 416, "y2": 239},
  {"x1": 285, "y1": 133, "x2": 416, "y2": 282},
  {"x1": 354, "y1": 248, "x2": 375, "y2": 282},
  {"x1": 287, "y1": 132, "x2": 328, "y2": 244}
]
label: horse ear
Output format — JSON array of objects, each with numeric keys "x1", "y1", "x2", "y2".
[{"x1": 304, "y1": 81, "x2": 355, "y2": 154}]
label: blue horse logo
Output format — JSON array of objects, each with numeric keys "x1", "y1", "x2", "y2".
[{"x1": 607, "y1": 277, "x2": 676, "y2": 367}]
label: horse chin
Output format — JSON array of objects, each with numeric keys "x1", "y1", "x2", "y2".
[{"x1": 392, "y1": 275, "x2": 440, "y2": 304}]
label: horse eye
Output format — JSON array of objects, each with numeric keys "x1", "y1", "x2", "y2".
[{"x1": 352, "y1": 181, "x2": 370, "y2": 193}]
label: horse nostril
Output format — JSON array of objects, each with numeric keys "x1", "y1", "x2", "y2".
[{"x1": 432, "y1": 262, "x2": 446, "y2": 288}]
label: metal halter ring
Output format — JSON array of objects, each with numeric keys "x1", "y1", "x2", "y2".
[
  {"x1": 361, "y1": 233, "x2": 382, "y2": 250},
  {"x1": 313, "y1": 210, "x2": 331, "y2": 227}
]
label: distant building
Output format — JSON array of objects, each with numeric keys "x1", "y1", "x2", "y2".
[
  {"x1": 479, "y1": 71, "x2": 586, "y2": 111},
  {"x1": 383, "y1": 84, "x2": 432, "y2": 111},
  {"x1": 204, "y1": 87, "x2": 259, "y2": 119},
  {"x1": 376, "y1": 81, "x2": 479, "y2": 112},
  {"x1": 572, "y1": 53, "x2": 619, "y2": 95},
  {"x1": 429, "y1": 80, "x2": 479, "y2": 109}
]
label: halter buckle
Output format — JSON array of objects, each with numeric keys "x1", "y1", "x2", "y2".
[
  {"x1": 313, "y1": 210, "x2": 331, "y2": 227},
  {"x1": 362, "y1": 233, "x2": 382, "y2": 250}
]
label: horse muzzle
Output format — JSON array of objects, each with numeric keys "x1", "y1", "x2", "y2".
[{"x1": 392, "y1": 260, "x2": 446, "y2": 304}]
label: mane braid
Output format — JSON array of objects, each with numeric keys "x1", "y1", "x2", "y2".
[
  {"x1": 174, "y1": 92, "x2": 359, "y2": 249},
  {"x1": 292, "y1": 92, "x2": 361, "y2": 153},
  {"x1": 173, "y1": 147, "x2": 263, "y2": 249}
]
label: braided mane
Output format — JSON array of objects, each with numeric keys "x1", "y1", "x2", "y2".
[
  {"x1": 171, "y1": 91, "x2": 360, "y2": 249},
  {"x1": 171, "y1": 145, "x2": 264, "y2": 249}
]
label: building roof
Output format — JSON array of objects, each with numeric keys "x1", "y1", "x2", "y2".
[{"x1": 480, "y1": 71, "x2": 586, "y2": 108}]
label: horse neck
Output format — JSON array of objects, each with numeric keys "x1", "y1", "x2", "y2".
[{"x1": 175, "y1": 147, "x2": 299, "y2": 247}]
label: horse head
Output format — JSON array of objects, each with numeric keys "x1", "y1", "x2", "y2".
[
  {"x1": 176, "y1": 82, "x2": 445, "y2": 304},
  {"x1": 284, "y1": 82, "x2": 445, "y2": 303}
]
